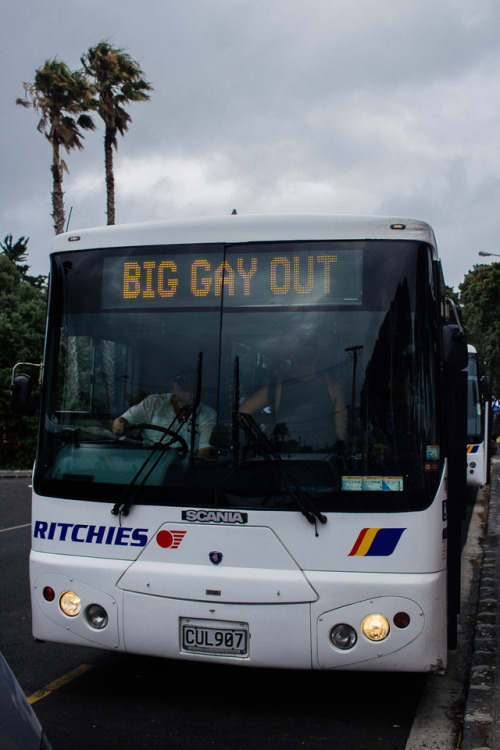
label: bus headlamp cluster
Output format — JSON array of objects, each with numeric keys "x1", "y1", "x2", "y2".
[
  {"x1": 361, "y1": 614, "x2": 390, "y2": 641},
  {"x1": 329, "y1": 611, "x2": 410, "y2": 651},
  {"x1": 86, "y1": 604, "x2": 109, "y2": 629},
  {"x1": 43, "y1": 587, "x2": 108, "y2": 630},
  {"x1": 59, "y1": 591, "x2": 81, "y2": 617},
  {"x1": 329, "y1": 623, "x2": 357, "y2": 650}
]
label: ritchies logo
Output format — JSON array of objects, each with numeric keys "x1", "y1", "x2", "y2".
[
  {"x1": 182, "y1": 510, "x2": 248, "y2": 524},
  {"x1": 156, "y1": 530, "x2": 187, "y2": 549},
  {"x1": 33, "y1": 520, "x2": 148, "y2": 547}
]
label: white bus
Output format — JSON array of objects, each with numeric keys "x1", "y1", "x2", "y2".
[
  {"x1": 466, "y1": 344, "x2": 491, "y2": 487},
  {"x1": 14, "y1": 214, "x2": 467, "y2": 671}
]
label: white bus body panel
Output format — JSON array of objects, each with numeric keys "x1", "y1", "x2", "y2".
[
  {"x1": 54, "y1": 214, "x2": 438, "y2": 255},
  {"x1": 467, "y1": 402, "x2": 490, "y2": 486},
  {"x1": 467, "y1": 441, "x2": 489, "y2": 487},
  {"x1": 30, "y1": 469, "x2": 448, "y2": 671}
]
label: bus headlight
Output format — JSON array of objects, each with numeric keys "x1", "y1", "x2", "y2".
[
  {"x1": 86, "y1": 604, "x2": 109, "y2": 630},
  {"x1": 59, "y1": 591, "x2": 81, "y2": 617},
  {"x1": 361, "y1": 614, "x2": 390, "y2": 641},
  {"x1": 329, "y1": 623, "x2": 357, "y2": 650}
]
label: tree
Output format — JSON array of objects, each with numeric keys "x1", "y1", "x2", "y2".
[
  {"x1": 82, "y1": 41, "x2": 152, "y2": 225},
  {"x1": 17, "y1": 59, "x2": 95, "y2": 235},
  {"x1": 0, "y1": 234, "x2": 29, "y2": 276},
  {"x1": 0, "y1": 235, "x2": 46, "y2": 288},
  {"x1": 0, "y1": 246, "x2": 47, "y2": 469},
  {"x1": 459, "y1": 263, "x2": 500, "y2": 393}
]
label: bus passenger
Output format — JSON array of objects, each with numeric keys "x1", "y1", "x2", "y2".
[
  {"x1": 239, "y1": 339, "x2": 347, "y2": 452},
  {"x1": 112, "y1": 370, "x2": 216, "y2": 457}
]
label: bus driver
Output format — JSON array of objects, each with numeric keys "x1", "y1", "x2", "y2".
[{"x1": 112, "y1": 370, "x2": 216, "y2": 457}]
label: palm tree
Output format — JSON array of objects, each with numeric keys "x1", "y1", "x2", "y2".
[
  {"x1": 1, "y1": 234, "x2": 29, "y2": 274},
  {"x1": 17, "y1": 59, "x2": 95, "y2": 235},
  {"x1": 1, "y1": 235, "x2": 47, "y2": 288},
  {"x1": 82, "y1": 42, "x2": 152, "y2": 225}
]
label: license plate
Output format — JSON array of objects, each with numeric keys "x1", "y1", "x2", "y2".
[{"x1": 181, "y1": 618, "x2": 249, "y2": 656}]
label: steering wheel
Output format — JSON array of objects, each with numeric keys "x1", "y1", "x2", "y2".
[{"x1": 124, "y1": 423, "x2": 189, "y2": 459}]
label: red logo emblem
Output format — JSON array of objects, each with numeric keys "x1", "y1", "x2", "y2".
[{"x1": 156, "y1": 530, "x2": 186, "y2": 549}]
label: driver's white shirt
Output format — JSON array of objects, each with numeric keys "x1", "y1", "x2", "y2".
[{"x1": 121, "y1": 393, "x2": 216, "y2": 451}]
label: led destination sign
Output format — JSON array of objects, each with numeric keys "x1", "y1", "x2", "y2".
[{"x1": 102, "y1": 247, "x2": 363, "y2": 308}]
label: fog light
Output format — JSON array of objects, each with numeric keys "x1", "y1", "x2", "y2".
[
  {"x1": 59, "y1": 591, "x2": 81, "y2": 617},
  {"x1": 330, "y1": 623, "x2": 357, "y2": 650},
  {"x1": 86, "y1": 604, "x2": 108, "y2": 630},
  {"x1": 361, "y1": 614, "x2": 390, "y2": 641}
]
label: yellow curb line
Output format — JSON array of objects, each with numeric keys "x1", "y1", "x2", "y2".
[{"x1": 27, "y1": 664, "x2": 94, "y2": 704}]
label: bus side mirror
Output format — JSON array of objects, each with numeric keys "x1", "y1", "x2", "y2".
[
  {"x1": 9, "y1": 373, "x2": 33, "y2": 416},
  {"x1": 441, "y1": 323, "x2": 468, "y2": 370}
]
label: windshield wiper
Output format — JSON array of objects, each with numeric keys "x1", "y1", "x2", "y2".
[
  {"x1": 111, "y1": 414, "x2": 190, "y2": 516},
  {"x1": 235, "y1": 410, "x2": 327, "y2": 534},
  {"x1": 232, "y1": 355, "x2": 326, "y2": 531}
]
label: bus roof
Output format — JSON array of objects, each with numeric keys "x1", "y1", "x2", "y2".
[{"x1": 52, "y1": 214, "x2": 438, "y2": 255}]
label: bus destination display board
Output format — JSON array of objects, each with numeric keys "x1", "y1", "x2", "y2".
[{"x1": 102, "y1": 247, "x2": 363, "y2": 308}]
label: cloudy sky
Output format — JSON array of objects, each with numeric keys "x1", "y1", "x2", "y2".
[{"x1": 2, "y1": 0, "x2": 500, "y2": 288}]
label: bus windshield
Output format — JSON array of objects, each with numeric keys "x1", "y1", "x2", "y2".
[{"x1": 35, "y1": 238, "x2": 441, "y2": 512}]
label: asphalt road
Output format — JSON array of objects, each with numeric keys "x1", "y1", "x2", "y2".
[{"x1": 0, "y1": 478, "x2": 428, "y2": 750}]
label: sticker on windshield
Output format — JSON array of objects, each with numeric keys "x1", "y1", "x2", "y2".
[
  {"x1": 341, "y1": 476, "x2": 362, "y2": 491},
  {"x1": 426, "y1": 445, "x2": 440, "y2": 459},
  {"x1": 342, "y1": 476, "x2": 403, "y2": 491},
  {"x1": 381, "y1": 477, "x2": 403, "y2": 491},
  {"x1": 362, "y1": 476, "x2": 382, "y2": 491}
]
